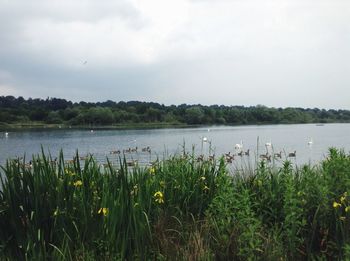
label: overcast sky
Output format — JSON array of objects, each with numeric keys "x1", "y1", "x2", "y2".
[{"x1": 0, "y1": 0, "x2": 349, "y2": 109}]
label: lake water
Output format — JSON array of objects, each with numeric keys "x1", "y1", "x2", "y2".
[{"x1": 1, "y1": 124, "x2": 350, "y2": 168}]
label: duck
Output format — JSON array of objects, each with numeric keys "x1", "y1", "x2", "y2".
[
  {"x1": 260, "y1": 153, "x2": 271, "y2": 162},
  {"x1": 274, "y1": 151, "x2": 282, "y2": 159},
  {"x1": 197, "y1": 155, "x2": 204, "y2": 162},
  {"x1": 126, "y1": 160, "x2": 138, "y2": 167},
  {"x1": 225, "y1": 153, "x2": 234, "y2": 163},
  {"x1": 208, "y1": 154, "x2": 215, "y2": 161},
  {"x1": 288, "y1": 151, "x2": 296, "y2": 157}
]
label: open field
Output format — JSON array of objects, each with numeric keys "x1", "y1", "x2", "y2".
[{"x1": 1, "y1": 148, "x2": 350, "y2": 260}]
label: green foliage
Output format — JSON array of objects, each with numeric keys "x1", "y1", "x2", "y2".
[
  {"x1": 0, "y1": 150, "x2": 223, "y2": 259},
  {"x1": 2, "y1": 95, "x2": 350, "y2": 126},
  {"x1": 2, "y1": 148, "x2": 350, "y2": 259}
]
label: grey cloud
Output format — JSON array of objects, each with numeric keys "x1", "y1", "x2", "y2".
[
  {"x1": 0, "y1": 0, "x2": 147, "y2": 30},
  {"x1": 0, "y1": 0, "x2": 349, "y2": 109}
]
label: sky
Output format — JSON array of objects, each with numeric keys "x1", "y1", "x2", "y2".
[{"x1": 0, "y1": 0, "x2": 349, "y2": 109}]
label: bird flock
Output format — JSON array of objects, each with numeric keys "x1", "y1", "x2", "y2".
[{"x1": 3, "y1": 130, "x2": 315, "y2": 167}]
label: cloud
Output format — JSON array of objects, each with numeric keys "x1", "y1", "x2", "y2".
[
  {"x1": 0, "y1": 84, "x2": 20, "y2": 97},
  {"x1": 0, "y1": 0, "x2": 349, "y2": 109}
]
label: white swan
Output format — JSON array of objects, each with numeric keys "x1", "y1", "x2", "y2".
[
  {"x1": 308, "y1": 138, "x2": 313, "y2": 146},
  {"x1": 235, "y1": 140, "x2": 243, "y2": 150}
]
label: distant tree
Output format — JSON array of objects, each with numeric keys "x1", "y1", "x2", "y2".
[
  {"x1": 1, "y1": 95, "x2": 350, "y2": 126},
  {"x1": 146, "y1": 107, "x2": 163, "y2": 122},
  {"x1": 46, "y1": 111, "x2": 62, "y2": 124},
  {"x1": 62, "y1": 107, "x2": 79, "y2": 121},
  {"x1": 30, "y1": 108, "x2": 48, "y2": 121},
  {"x1": 185, "y1": 107, "x2": 204, "y2": 124}
]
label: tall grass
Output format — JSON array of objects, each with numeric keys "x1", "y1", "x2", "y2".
[{"x1": 1, "y1": 148, "x2": 350, "y2": 259}]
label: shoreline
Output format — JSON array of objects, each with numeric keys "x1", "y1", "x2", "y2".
[{"x1": 0, "y1": 121, "x2": 347, "y2": 131}]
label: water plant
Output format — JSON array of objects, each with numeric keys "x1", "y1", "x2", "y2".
[{"x1": 1, "y1": 148, "x2": 350, "y2": 259}]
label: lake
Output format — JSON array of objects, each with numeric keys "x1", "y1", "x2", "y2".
[{"x1": 1, "y1": 124, "x2": 350, "y2": 168}]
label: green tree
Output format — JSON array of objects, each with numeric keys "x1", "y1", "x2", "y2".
[{"x1": 185, "y1": 107, "x2": 204, "y2": 124}]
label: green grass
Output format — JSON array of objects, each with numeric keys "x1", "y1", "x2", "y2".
[{"x1": 1, "y1": 148, "x2": 350, "y2": 260}]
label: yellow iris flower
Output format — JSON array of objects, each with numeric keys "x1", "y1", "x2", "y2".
[
  {"x1": 73, "y1": 180, "x2": 83, "y2": 187},
  {"x1": 333, "y1": 202, "x2": 341, "y2": 208},
  {"x1": 154, "y1": 191, "x2": 164, "y2": 204},
  {"x1": 98, "y1": 207, "x2": 108, "y2": 216}
]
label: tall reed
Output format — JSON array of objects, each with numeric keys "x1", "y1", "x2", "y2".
[{"x1": 1, "y1": 148, "x2": 350, "y2": 259}]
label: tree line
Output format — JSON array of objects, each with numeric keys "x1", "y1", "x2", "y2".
[{"x1": 1, "y1": 95, "x2": 350, "y2": 126}]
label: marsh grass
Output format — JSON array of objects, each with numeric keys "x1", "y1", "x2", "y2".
[{"x1": 1, "y1": 148, "x2": 350, "y2": 259}]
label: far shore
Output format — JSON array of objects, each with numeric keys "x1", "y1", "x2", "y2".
[
  {"x1": 0, "y1": 122, "x2": 195, "y2": 131},
  {"x1": 0, "y1": 121, "x2": 347, "y2": 131}
]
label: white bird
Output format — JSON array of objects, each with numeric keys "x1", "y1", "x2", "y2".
[
  {"x1": 202, "y1": 137, "x2": 208, "y2": 142},
  {"x1": 308, "y1": 138, "x2": 313, "y2": 146},
  {"x1": 5, "y1": 132, "x2": 8, "y2": 138},
  {"x1": 235, "y1": 140, "x2": 243, "y2": 150},
  {"x1": 90, "y1": 130, "x2": 94, "y2": 133},
  {"x1": 265, "y1": 141, "x2": 272, "y2": 147}
]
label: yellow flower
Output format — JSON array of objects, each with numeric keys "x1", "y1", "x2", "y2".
[
  {"x1": 73, "y1": 180, "x2": 83, "y2": 187},
  {"x1": 333, "y1": 202, "x2": 341, "y2": 208},
  {"x1": 98, "y1": 207, "x2": 108, "y2": 216},
  {"x1": 345, "y1": 206, "x2": 350, "y2": 212},
  {"x1": 65, "y1": 169, "x2": 75, "y2": 176},
  {"x1": 341, "y1": 196, "x2": 346, "y2": 203},
  {"x1": 149, "y1": 167, "x2": 155, "y2": 174},
  {"x1": 200, "y1": 176, "x2": 206, "y2": 181},
  {"x1": 131, "y1": 184, "x2": 138, "y2": 196},
  {"x1": 53, "y1": 209, "x2": 59, "y2": 216},
  {"x1": 154, "y1": 191, "x2": 163, "y2": 197},
  {"x1": 203, "y1": 185, "x2": 210, "y2": 192},
  {"x1": 154, "y1": 191, "x2": 164, "y2": 204},
  {"x1": 340, "y1": 216, "x2": 346, "y2": 221}
]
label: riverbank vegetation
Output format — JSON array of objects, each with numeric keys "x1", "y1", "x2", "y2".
[
  {"x1": 1, "y1": 148, "x2": 350, "y2": 259},
  {"x1": 1, "y1": 96, "x2": 350, "y2": 128}
]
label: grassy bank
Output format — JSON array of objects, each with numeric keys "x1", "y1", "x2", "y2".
[
  {"x1": 1, "y1": 149, "x2": 350, "y2": 259},
  {"x1": 0, "y1": 122, "x2": 193, "y2": 131}
]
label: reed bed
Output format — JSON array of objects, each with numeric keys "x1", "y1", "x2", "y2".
[{"x1": 1, "y1": 148, "x2": 350, "y2": 260}]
